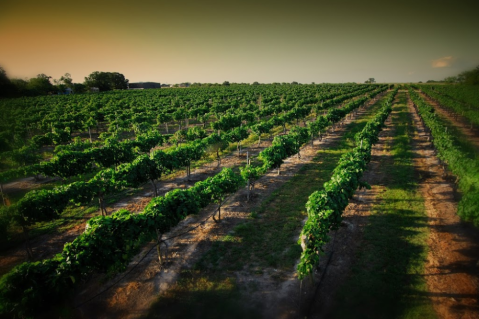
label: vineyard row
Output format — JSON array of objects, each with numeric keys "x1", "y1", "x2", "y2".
[{"x1": 0, "y1": 87, "x2": 388, "y2": 317}]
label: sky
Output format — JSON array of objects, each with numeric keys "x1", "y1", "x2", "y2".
[{"x1": 1, "y1": 0, "x2": 478, "y2": 84}]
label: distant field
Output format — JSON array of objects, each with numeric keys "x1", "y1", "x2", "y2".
[{"x1": 0, "y1": 83, "x2": 478, "y2": 319}]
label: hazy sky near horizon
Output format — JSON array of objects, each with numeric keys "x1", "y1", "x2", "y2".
[{"x1": 1, "y1": 0, "x2": 478, "y2": 84}]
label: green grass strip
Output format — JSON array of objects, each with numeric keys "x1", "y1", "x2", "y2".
[{"x1": 328, "y1": 92, "x2": 436, "y2": 319}]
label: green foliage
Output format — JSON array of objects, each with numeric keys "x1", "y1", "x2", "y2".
[
  {"x1": 9, "y1": 145, "x2": 41, "y2": 167},
  {"x1": 212, "y1": 114, "x2": 243, "y2": 132},
  {"x1": 328, "y1": 96, "x2": 436, "y2": 318},
  {"x1": 84, "y1": 71, "x2": 128, "y2": 91},
  {"x1": 0, "y1": 83, "x2": 389, "y2": 316},
  {"x1": 228, "y1": 126, "x2": 249, "y2": 144},
  {"x1": 3, "y1": 130, "x2": 166, "y2": 182},
  {"x1": 239, "y1": 165, "x2": 261, "y2": 182},
  {"x1": 15, "y1": 188, "x2": 70, "y2": 225},
  {"x1": 26, "y1": 74, "x2": 55, "y2": 96},
  {"x1": 0, "y1": 168, "x2": 245, "y2": 316},
  {"x1": 0, "y1": 257, "x2": 67, "y2": 317},
  {"x1": 459, "y1": 65, "x2": 479, "y2": 86},
  {"x1": 420, "y1": 85, "x2": 479, "y2": 127},
  {"x1": 297, "y1": 89, "x2": 396, "y2": 279},
  {"x1": 186, "y1": 126, "x2": 208, "y2": 141},
  {"x1": 0, "y1": 66, "x2": 18, "y2": 98},
  {"x1": 409, "y1": 88, "x2": 479, "y2": 226},
  {"x1": 0, "y1": 206, "x2": 13, "y2": 242}
]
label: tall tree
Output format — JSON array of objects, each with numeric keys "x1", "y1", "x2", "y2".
[
  {"x1": 72, "y1": 83, "x2": 87, "y2": 93},
  {"x1": 0, "y1": 67, "x2": 18, "y2": 98},
  {"x1": 84, "y1": 71, "x2": 128, "y2": 91},
  {"x1": 10, "y1": 79, "x2": 28, "y2": 96},
  {"x1": 54, "y1": 73, "x2": 73, "y2": 92},
  {"x1": 110, "y1": 72, "x2": 128, "y2": 90},
  {"x1": 460, "y1": 66, "x2": 479, "y2": 85},
  {"x1": 27, "y1": 74, "x2": 54, "y2": 95}
]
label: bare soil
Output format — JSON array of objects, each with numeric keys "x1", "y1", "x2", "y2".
[
  {"x1": 408, "y1": 95, "x2": 479, "y2": 318},
  {"x1": 72, "y1": 97, "x2": 385, "y2": 318}
]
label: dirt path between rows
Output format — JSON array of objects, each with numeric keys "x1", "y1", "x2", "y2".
[
  {"x1": 72, "y1": 95, "x2": 386, "y2": 318},
  {"x1": 419, "y1": 91, "x2": 479, "y2": 153},
  {"x1": 290, "y1": 96, "x2": 397, "y2": 319},
  {"x1": 408, "y1": 95, "x2": 479, "y2": 318}
]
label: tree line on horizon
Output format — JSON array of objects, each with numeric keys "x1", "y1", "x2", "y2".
[
  {"x1": 442, "y1": 65, "x2": 479, "y2": 85},
  {"x1": 0, "y1": 68, "x2": 300, "y2": 99},
  {"x1": 2, "y1": 65, "x2": 477, "y2": 99},
  {"x1": 0, "y1": 68, "x2": 129, "y2": 98}
]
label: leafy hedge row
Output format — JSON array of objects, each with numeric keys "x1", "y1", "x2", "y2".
[
  {"x1": 0, "y1": 84, "x2": 377, "y2": 185},
  {"x1": 0, "y1": 130, "x2": 168, "y2": 184},
  {"x1": 419, "y1": 85, "x2": 479, "y2": 128},
  {"x1": 257, "y1": 96, "x2": 371, "y2": 173},
  {"x1": 409, "y1": 88, "x2": 479, "y2": 226},
  {"x1": 0, "y1": 168, "x2": 244, "y2": 316},
  {"x1": 296, "y1": 88, "x2": 397, "y2": 279},
  {"x1": 0, "y1": 86, "x2": 387, "y2": 317},
  {"x1": 241, "y1": 88, "x2": 387, "y2": 185},
  {"x1": 5, "y1": 87, "x2": 385, "y2": 228}
]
